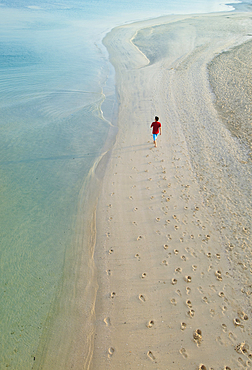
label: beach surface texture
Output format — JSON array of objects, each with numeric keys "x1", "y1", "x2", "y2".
[{"x1": 92, "y1": 11, "x2": 252, "y2": 370}]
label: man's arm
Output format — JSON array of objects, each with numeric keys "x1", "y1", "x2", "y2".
[{"x1": 159, "y1": 126, "x2": 162, "y2": 135}]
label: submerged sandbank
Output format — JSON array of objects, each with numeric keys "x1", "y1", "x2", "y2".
[{"x1": 93, "y1": 11, "x2": 252, "y2": 370}]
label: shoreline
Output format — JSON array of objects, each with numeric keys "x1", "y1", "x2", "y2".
[
  {"x1": 92, "y1": 11, "x2": 252, "y2": 369},
  {"x1": 32, "y1": 77, "x2": 119, "y2": 370}
]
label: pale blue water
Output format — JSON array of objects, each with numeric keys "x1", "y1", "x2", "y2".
[{"x1": 0, "y1": 0, "x2": 244, "y2": 368}]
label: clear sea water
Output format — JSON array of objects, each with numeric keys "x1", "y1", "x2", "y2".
[{"x1": 0, "y1": 0, "x2": 243, "y2": 368}]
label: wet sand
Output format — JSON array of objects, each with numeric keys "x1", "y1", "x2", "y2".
[{"x1": 92, "y1": 12, "x2": 252, "y2": 370}]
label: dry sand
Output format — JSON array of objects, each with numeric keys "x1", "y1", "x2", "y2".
[{"x1": 92, "y1": 12, "x2": 252, "y2": 370}]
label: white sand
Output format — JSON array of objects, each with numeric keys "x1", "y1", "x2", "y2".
[{"x1": 92, "y1": 12, "x2": 252, "y2": 370}]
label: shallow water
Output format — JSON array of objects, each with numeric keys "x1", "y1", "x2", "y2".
[{"x1": 0, "y1": 1, "x2": 244, "y2": 369}]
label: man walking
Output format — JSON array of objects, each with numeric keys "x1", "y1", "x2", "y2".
[{"x1": 151, "y1": 116, "x2": 162, "y2": 147}]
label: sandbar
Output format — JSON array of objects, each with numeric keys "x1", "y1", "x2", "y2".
[{"x1": 92, "y1": 12, "x2": 252, "y2": 370}]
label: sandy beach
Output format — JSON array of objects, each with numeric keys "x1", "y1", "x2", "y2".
[{"x1": 92, "y1": 11, "x2": 252, "y2": 370}]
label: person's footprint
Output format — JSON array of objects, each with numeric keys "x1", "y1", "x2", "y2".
[
  {"x1": 216, "y1": 335, "x2": 225, "y2": 346},
  {"x1": 193, "y1": 329, "x2": 202, "y2": 346},
  {"x1": 202, "y1": 296, "x2": 208, "y2": 304},
  {"x1": 187, "y1": 309, "x2": 195, "y2": 318},
  {"x1": 110, "y1": 292, "x2": 116, "y2": 298},
  {"x1": 238, "y1": 311, "x2": 249, "y2": 321},
  {"x1": 198, "y1": 364, "x2": 207, "y2": 370},
  {"x1": 180, "y1": 347, "x2": 188, "y2": 358},
  {"x1": 221, "y1": 323, "x2": 227, "y2": 332},
  {"x1": 171, "y1": 278, "x2": 177, "y2": 285},
  {"x1": 171, "y1": 298, "x2": 177, "y2": 305},
  {"x1": 228, "y1": 331, "x2": 236, "y2": 342},
  {"x1": 147, "y1": 350, "x2": 156, "y2": 361},
  {"x1": 210, "y1": 284, "x2": 216, "y2": 292},
  {"x1": 164, "y1": 244, "x2": 169, "y2": 250},
  {"x1": 215, "y1": 270, "x2": 222, "y2": 280},
  {"x1": 176, "y1": 289, "x2": 182, "y2": 297},
  {"x1": 104, "y1": 317, "x2": 111, "y2": 326},
  {"x1": 233, "y1": 318, "x2": 242, "y2": 327},
  {"x1": 106, "y1": 269, "x2": 111, "y2": 276},
  {"x1": 186, "y1": 299, "x2": 192, "y2": 308},
  {"x1": 184, "y1": 275, "x2": 192, "y2": 283},
  {"x1": 108, "y1": 347, "x2": 115, "y2": 358},
  {"x1": 181, "y1": 322, "x2": 187, "y2": 331},
  {"x1": 186, "y1": 287, "x2": 191, "y2": 295},
  {"x1": 135, "y1": 253, "x2": 140, "y2": 261},
  {"x1": 141, "y1": 272, "x2": 147, "y2": 279},
  {"x1": 139, "y1": 294, "x2": 146, "y2": 302},
  {"x1": 197, "y1": 286, "x2": 204, "y2": 294},
  {"x1": 210, "y1": 308, "x2": 215, "y2": 317},
  {"x1": 238, "y1": 357, "x2": 247, "y2": 367},
  {"x1": 146, "y1": 320, "x2": 154, "y2": 328}
]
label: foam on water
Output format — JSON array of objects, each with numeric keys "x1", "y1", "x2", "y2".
[{"x1": 0, "y1": 0, "x2": 245, "y2": 368}]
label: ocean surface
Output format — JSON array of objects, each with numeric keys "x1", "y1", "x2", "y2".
[{"x1": 0, "y1": 0, "x2": 244, "y2": 368}]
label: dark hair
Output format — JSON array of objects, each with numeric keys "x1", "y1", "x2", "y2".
[{"x1": 155, "y1": 116, "x2": 159, "y2": 121}]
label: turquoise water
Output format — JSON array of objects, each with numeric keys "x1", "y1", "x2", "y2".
[{"x1": 0, "y1": 1, "x2": 243, "y2": 368}]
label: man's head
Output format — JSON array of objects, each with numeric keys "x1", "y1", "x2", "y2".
[{"x1": 155, "y1": 116, "x2": 159, "y2": 121}]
